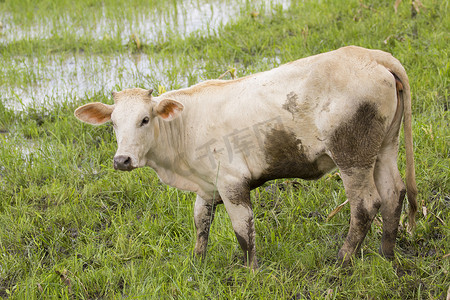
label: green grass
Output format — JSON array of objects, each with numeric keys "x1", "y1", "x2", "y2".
[{"x1": 0, "y1": 0, "x2": 449, "y2": 298}]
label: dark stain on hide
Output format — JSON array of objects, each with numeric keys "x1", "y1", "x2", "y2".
[
  {"x1": 341, "y1": 200, "x2": 376, "y2": 257},
  {"x1": 194, "y1": 197, "x2": 223, "y2": 257},
  {"x1": 321, "y1": 99, "x2": 331, "y2": 113},
  {"x1": 329, "y1": 102, "x2": 386, "y2": 172},
  {"x1": 380, "y1": 229, "x2": 397, "y2": 258},
  {"x1": 372, "y1": 201, "x2": 381, "y2": 211},
  {"x1": 194, "y1": 203, "x2": 214, "y2": 254},
  {"x1": 252, "y1": 129, "x2": 326, "y2": 188},
  {"x1": 234, "y1": 215, "x2": 255, "y2": 264},
  {"x1": 380, "y1": 188, "x2": 406, "y2": 258},
  {"x1": 227, "y1": 183, "x2": 252, "y2": 209},
  {"x1": 355, "y1": 201, "x2": 371, "y2": 227},
  {"x1": 396, "y1": 188, "x2": 406, "y2": 216},
  {"x1": 282, "y1": 92, "x2": 300, "y2": 115},
  {"x1": 196, "y1": 203, "x2": 214, "y2": 236}
]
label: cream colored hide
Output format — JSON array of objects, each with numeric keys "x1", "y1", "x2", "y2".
[{"x1": 75, "y1": 46, "x2": 417, "y2": 268}]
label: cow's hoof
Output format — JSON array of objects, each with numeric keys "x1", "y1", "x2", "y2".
[
  {"x1": 192, "y1": 251, "x2": 206, "y2": 261},
  {"x1": 378, "y1": 246, "x2": 395, "y2": 260},
  {"x1": 336, "y1": 254, "x2": 352, "y2": 268}
]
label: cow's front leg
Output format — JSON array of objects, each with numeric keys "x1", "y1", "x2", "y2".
[
  {"x1": 194, "y1": 195, "x2": 218, "y2": 258},
  {"x1": 219, "y1": 184, "x2": 257, "y2": 268}
]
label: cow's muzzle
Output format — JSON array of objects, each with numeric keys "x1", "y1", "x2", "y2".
[{"x1": 113, "y1": 155, "x2": 135, "y2": 171}]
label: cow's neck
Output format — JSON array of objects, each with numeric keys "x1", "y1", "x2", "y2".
[
  {"x1": 146, "y1": 106, "x2": 203, "y2": 193},
  {"x1": 149, "y1": 114, "x2": 186, "y2": 169}
]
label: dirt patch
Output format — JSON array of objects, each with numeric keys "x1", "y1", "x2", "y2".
[
  {"x1": 261, "y1": 128, "x2": 324, "y2": 181},
  {"x1": 329, "y1": 102, "x2": 386, "y2": 171}
]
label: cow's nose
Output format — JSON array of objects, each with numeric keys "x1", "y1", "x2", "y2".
[{"x1": 114, "y1": 155, "x2": 134, "y2": 171}]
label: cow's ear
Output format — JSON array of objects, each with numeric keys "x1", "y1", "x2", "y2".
[
  {"x1": 155, "y1": 99, "x2": 184, "y2": 121},
  {"x1": 74, "y1": 102, "x2": 114, "y2": 125}
]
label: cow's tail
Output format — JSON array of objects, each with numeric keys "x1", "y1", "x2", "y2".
[
  {"x1": 375, "y1": 53, "x2": 417, "y2": 233},
  {"x1": 391, "y1": 68, "x2": 418, "y2": 232}
]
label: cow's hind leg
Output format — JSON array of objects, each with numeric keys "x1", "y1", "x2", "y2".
[
  {"x1": 338, "y1": 168, "x2": 382, "y2": 265},
  {"x1": 374, "y1": 93, "x2": 406, "y2": 259},
  {"x1": 374, "y1": 147, "x2": 406, "y2": 259},
  {"x1": 329, "y1": 102, "x2": 388, "y2": 265},
  {"x1": 374, "y1": 150, "x2": 406, "y2": 258},
  {"x1": 194, "y1": 195, "x2": 218, "y2": 258}
]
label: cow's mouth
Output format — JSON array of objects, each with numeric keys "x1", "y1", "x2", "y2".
[{"x1": 113, "y1": 155, "x2": 136, "y2": 171}]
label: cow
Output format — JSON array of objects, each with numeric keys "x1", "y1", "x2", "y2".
[{"x1": 75, "y1": 46, "x2": 417, "y2": 268}]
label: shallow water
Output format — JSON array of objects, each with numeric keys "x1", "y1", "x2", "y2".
[
  {"x1": 0, "y1": 0, "x2": 290, "y2": 109},
  {"x1": 1, "y1": 0, "x2": 291, "y2": 44},
  {"x1": 1, "y1": 54, "x2": 202, "y2": 109}
]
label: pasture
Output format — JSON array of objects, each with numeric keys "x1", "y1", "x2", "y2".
[{"x1": 0, "y1": 0, "x2": 448, "y2": 298}]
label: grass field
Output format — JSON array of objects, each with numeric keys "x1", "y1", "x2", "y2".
[{"x1": 0, "y1": 0, "x2": 449, "y2": 298}]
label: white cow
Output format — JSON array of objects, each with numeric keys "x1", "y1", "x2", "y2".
[{"x1": 75, "y1": 46, "x2": 417, "y2": 268}]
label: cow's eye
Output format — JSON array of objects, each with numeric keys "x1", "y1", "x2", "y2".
[{"x1": 140, "y1": 117, "x2": 150, "y2": 127}]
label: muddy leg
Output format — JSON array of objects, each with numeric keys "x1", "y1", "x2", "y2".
[
  {"x1": 374, "y1": 148, "x2": 406, "y2": 258},
  {"x1": 193, "y1": 195, "x2": 217, "y2": 258},
  {"x1": 328, "y1": 101, "x2": 389, "y2": 264},
  {"x1": 338, "y1": 168, "x2": 382, "y2": 265},
  {"x1": 219, "y1": 184, "x2": 257, "y2": 268}
]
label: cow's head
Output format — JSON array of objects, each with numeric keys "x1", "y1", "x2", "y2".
[{"x1": 74, "y1": 88, "x2": 183, "y2": 171}]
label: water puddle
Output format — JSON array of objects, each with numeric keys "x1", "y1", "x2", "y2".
[
  {"x1": 1, "y1": 0, "x2": 291, "y2": 44},
  {"x1": 0, "y1": 52, "x2": 283, "y2": 110},
  {"x1": 1, "y1": 53, "x2": 205, "y2": 109},
  {"x1": 0, "y1": 0, "x2": 290, "y2": 109}
]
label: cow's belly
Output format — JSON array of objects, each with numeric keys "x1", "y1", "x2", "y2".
[
  {"x1": 248, "y1": 127, "x2": 336, "y2": 189},
  {"x1": 249, "y1": 152, "x2": 335, "y2": 189}
]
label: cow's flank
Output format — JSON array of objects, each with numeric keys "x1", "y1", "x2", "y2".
[{"x1": 329, "y1": 102, "x2": 386, "y2": 172}]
